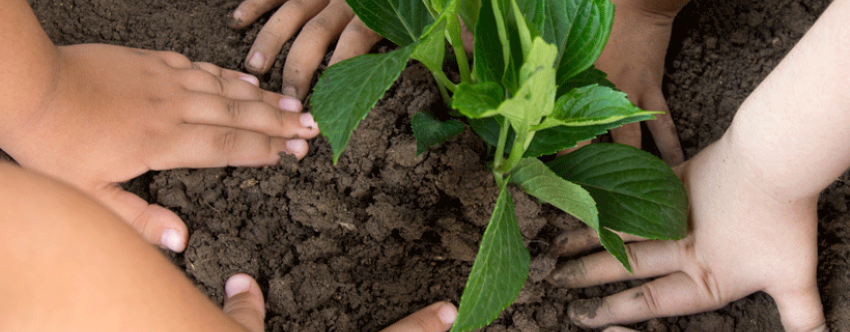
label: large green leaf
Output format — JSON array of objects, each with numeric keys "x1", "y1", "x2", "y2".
[
  {"x1": 411, "y1": 112, "x2": 465, "y2": 156},
  {"x1": 473, "y1": 0, "x2": 506, "y2": 83},
  {"x1": 311, "y1": 45, "x2": 415, "y2": 163},
  {"x1": 469, "y1": 113, "x2": 655, "y2": 158},
  {"x1": 346, "y1": 0, "x2": 433, "y2": 47},
  {"x1": 535, "y1": 84, "x2": 658, "y2": 130},
  {"x1": 459, "y1": 0, "x2": 482, "y2": 31},
  {"x1": 546, "y1": 144, "x2": 688, "y2": 240},
  {"x1": 452, "y1": 183, "x2": 530, "y2": 332},
  {"x1": 509, "y1": 158, "x2": 598, "y2": 229},
  {"x1": 557, "y1": 64, "x2": 615, "y2": 96},
  {"x1": 554, "y1": 0, "x2": 614, "y2": 84}
]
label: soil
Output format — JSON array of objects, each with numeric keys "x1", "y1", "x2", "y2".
[{"x1": 13, "y1": 0, "x2": 850, "y2": 330}]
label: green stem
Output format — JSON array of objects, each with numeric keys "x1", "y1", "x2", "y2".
[
  {"x1": 435, "y1": 78, "x2": 451, "y2": 104},
  {"x1": 493, "y1": 117, "x2": 511, "y2": 171},
  {"x1": 432, "y1": 70, "x2": 458, "y2": 93},
  {"x1": 448, "y1": 17, "x2": 472, "y2": 84},
  {"x1": 496, "y1": 130, "x2": 532, "y2": 175}
]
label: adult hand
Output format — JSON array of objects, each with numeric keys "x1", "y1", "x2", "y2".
[
  {"x1": 591, "y1": 0, "x2": 689, "y2": 166},
  {"x1": 546, "y1": 140, "x2": 826, "y2": 331},
  {"x1": 1, "y1": 44, "x2": 320, "y2": 253},
  {"x1": 228, "y1": 0, "x2": 382, "y2": 100}
]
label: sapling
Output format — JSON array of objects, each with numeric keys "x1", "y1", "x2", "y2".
[{"x1": 310, "y1": 0, "x2": 689, "y2": 330}]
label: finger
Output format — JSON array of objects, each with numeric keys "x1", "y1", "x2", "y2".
[
  {"x1": 244, "y1": 0, "x2": 330, "y2": 74},
  {"x1": 91, "y1": 184, "x2": 188, "y2": 252},
  {"x1": 223, "y1": 274, "x2": 266, "y2": 332},
  {"x1": 228, "y1": 0, "x2": 287, "y2": 29},
  {"x1": 547, "y1": 239, "x2": 683, "y2": 289},
  {"x1": 610, "y1": 122, "x2": 642, "y2": 150},
  {"x1": 643, "y1": 91, "x2": 684, "y2": 166},
  {"x1": 603, "y1": 327, "x2": 639, "y2": 332},
  {"x1": 380, "y1": 302, "x2": 457, "y2": 332},
  {"x1": 568, "y1": 272, "x2": 723, "y2": 328},
  {"x1": 187, "y1": 63, "x2": 294, "y2": 108},
  {"x1": 179, "y1": 94, "x2": 319, "y2": 139},
  {"x1": 281, "y1": 0, "x2": 355, "y2": 99},
  {"x1": 770, "y1": 285, "x2": 827, "y2": 332},
  {"x1": 328, "y1": 17, "x2": 383, "y2": 66},
  {"x1": 553, "y1": 227, "x2": 645, "y2": 257},
  {"x1": 149, "y1": 126, "x2": 309, "y2": 169}
]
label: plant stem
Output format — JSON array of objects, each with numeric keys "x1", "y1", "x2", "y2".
[
  {"x1": 493, "y1": 117, "x2": 511, "y2": 171},
  {"x1": 448, "y1": 17, "x2": 472, "y2": 84},
  {"x1": 432, "y1": 70, "x2": 457, "y2": 93},
  {"x1": 435, "y1": 79, "x2": 451, "y2": 104},
  {"x1": 496, "y1": 130, "x2": 532, "y2": 175}
]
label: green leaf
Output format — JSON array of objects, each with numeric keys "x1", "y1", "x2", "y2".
[
  {"x1": 411, "y1": 17, "x2": 448, "y2": 74},
  {"x1": 453, "y1": 82, "x2": 505, "y2": 118},
  {"x1": 509, "y1": 158, "x2": 598, "y2": 229},
  {"x1": 555, "y1": 0, "x2": 615, "y2": 84},
  {"x1": 557, "y1": 65, "x2": 615, "y2": 96},
  {"x1": 346, "y1": 0, "x2": 434, "y2": 46},
  {"x1": 411, "y1": 112, "x2": 465, "y2": 156},
  {"x1": 459, "y1": 0, "x2": 481, "y2": 31},
  {"x1": 473, "y1": 0, "x2": 506, "y2": 83},
  {"x1": 311, "y1": 45, "x2": 415, "y2": 163},
  {"x1": 598, "y1": 227, "x2": 631, "y2": 273},
  {"x1": 452, "y1": 183, "x2": 530, "y2": 332},
  {"x1": 469, "y1": 114, "x2": 655, "y2": 158},
  {"x1": 493, "y1": 38, "x2": 557, "y2": 134},
  {"x1": 546, "y1": 144, "x2": 688, "y2": 240},
  {"x1": 535, "y1": 84, "x2": 658, "y2": 130}
]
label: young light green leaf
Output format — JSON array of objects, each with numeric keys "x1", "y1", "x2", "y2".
[
  {"x1": 546, "y1": 144, "x2": 688, "y2": 240},
  {"x1": 411, "y1": 112, "x2": 465, "y2": 156},
  {"x1": 555, "y1": 0, "x2": 614, "y2": 85},
  {"x1": 598, "y1": 227, "x2": 631, "y2": 273},
  {"x1": 346, "y1": 0, "x2": 433, "y2": 47},
  {"x1": 535, "y1": 84, "x2": 659, "y2": 130},
  {"x1": 469, "y1": 113, "x2": 654, "y2": 158},
  {"x1": 311, "y1": 45, "x2": 415, "y2": 163},
  {"x1": 453, "y1": 82, "x2": 505, "y2": 118},
  {"x1": 452, "y1": 183, "x2": 530, "y2": 332},
  {"x1": 493, "y1": 40, "x2": 557, "y2": 133},
  {"x1": 509, "y1": 158, "x2": 598, "y2": 230}
]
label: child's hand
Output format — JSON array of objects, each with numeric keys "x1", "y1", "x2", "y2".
[
  {"x1": 228, "y1": 0, "x2": 382, "y2": 100},
  {"x1": 1, "y1": 43, "x2": 319, "y2": 252},
  {"x1": 546, "y1": 141, "x2": 825, "y2": 331},
  {"x1": 590, "y1": 0, "x2": 689, "y2": 166}
]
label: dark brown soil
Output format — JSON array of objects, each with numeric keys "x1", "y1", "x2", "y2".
[{"x1": 14, "y1": 0, "x2": 849, "y2": 330}]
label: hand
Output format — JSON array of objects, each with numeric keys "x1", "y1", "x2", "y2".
[
  {"x1": 228, "y1": 0, "x2": 383, "y2": 100},
  {"x1": 591, "y1": 0, "x2": 689, "y2": 166},
  {"x1": 224, "y1": 273, "x2": 457, "y2": 332},
  {"x1": 546, "y1": 139, "x2": 826, "y2": 331},
  {"x1": 1, "y1": 44, "x2": 320, "y2": 252}
]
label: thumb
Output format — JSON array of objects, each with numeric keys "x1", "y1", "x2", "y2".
[
  {"x1": 91, "y1": 184, "x2": 188, "y2": 252},
  {"x1": 770, "y1": 285, "x2": 827, "y2": 332},
  {"x1": 380, "y1": 302, "x2": 457, "y2": 332},
  {"x1": 223, "y1": 273, "x2": 266, "y2": 332}
]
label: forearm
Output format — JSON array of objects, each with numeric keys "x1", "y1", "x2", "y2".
[
  {"x1": 612, "y1": 0, "x2": 691, "y2": 18},
  {"x1": 722, "y1": 0, "x2": 850, "y2": 201},
  {"x1": 0, "y1": 0, "x2": 61, "y2": 144}
]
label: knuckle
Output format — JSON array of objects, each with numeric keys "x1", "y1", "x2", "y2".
[
  {"x1": 412, "y1": 314, "x2": 439, "y2": 332},
  {"x1": 637, "y1": 283, "x2": 663, "y2": 314},
  {"x1": 218, "y1": 129, "x2": 240, "y2": 154},
  {"x1": 623, "y1": 243, "x2": 641, "y2": 272},
  {"x1": 157, "y1": 51, "x2": 192, "y2": 68}
]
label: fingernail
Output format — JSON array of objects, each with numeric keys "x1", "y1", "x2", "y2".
[
  {"x1": 437, "y1": 303, "x2": 457, "y2": 325},
  {"x1": 279, "y1": 97, "x2": 301, "y2": 113},
  {"x1": 232, "y1": 9, "x2": 242, "y2": 19},
  {"x1": 282, "y1": 86, "x2": 298, "y2": 99},
  {"x1": 286, "y1": 139, "x2": 307, "y2": 154},
  {"x1": 247, "y1": 53, "x2": 264, "y2": 71},
  {"x1": 160, "y1": 229, "x2": 183, "y2": 252},
  {"x1": 300, "y1": 113, "x2": 318, "y2": 128},
  {"x1": 239, "y1": 75, "x2": 260, "y2": 87},
  {"x1": 225, "y1": 274, "x2": 252, "y2": 299}
]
